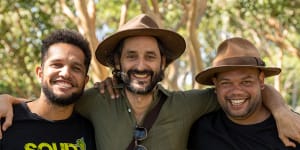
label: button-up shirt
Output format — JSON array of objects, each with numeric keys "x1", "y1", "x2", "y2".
[{"x1": 76, "y1": 84, "x2": 219, "y2": 150}]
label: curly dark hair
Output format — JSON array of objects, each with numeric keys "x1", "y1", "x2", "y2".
[{"x1": 41, "y1": 29, "x2": 91, "y2": 74}]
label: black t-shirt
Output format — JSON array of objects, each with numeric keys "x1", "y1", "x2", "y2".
[
  {"x1": 188, "y1": 110, "x2": 300, "y2": 150},
  {"x1": 0, "y1": 102, "x2": 96, "y2": 150}
]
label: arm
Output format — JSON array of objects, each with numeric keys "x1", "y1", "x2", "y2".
[
  {"x1": 262, "y1": 85, "x2": 300, "y2": 147},
  {"x1": 0, "y1": 94, "x2": 25, "y2": 139}
]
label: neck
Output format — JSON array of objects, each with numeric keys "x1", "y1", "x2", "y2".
[
  {"x1": 229, "y1": 104, "x2": 271, "y2": 125},
  {"x1": 125, "y1": 89, "x2": 154, "y2": 125},
  {"x1": 27, "y1": 96, "x2": 74, "y2": 121}
]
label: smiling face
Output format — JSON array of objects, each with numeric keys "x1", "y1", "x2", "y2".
[
  {"x1": 119, "y1": 36, "x2": 166, "y2": 95},
  {"x1": 36, "y1": 43, "x2": 89, "y2": 106},
  {"x1": 213, "y1": 68, "x2": 265, "y2": 123}
]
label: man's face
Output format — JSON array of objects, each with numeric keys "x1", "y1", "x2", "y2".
[
  {"x1": 213, "y1": 68, "x2": 265, "y2": 123},
  {"x1": 36, "y1": 43, "x2": 89, "y2": 106},
  {"x1": 119, "y1": 36, "x2": 165, "y2": 94}
]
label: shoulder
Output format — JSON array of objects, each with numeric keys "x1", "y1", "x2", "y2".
[
  {"x1": 70, "y1": 112, "x2": 94, "y2": 126},
  {"x1": 13, "y1": 102, "x2": 27, "y2": 111},
  {"x1": 170, "y1": 88, "x2": 215, "y2": 99},
  {"x1": 12, "y1": 102, "x2": 32, "y2": 119},
  {"x1": 193, "y1": 110, "x2": 222, "y2": 128},
  {"x1": 78, "y1": 87, "x2": 108, "y2": 106},
  {"x1": 82, "y1": 87, "x2": 102, "y2": 98}
]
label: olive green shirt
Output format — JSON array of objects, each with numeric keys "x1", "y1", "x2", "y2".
[{"x1": 76, "y1": 84, "x2": 219, "y2": 150}]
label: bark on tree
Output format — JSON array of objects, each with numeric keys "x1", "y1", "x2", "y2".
[{"x1": 59, "y1": 0, "x2": 109, "y2": 82}]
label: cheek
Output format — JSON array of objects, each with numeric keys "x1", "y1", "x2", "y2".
[
  {"x1": 75, "y1": 74, "x2": 88, "y2": 85},
  {"x1": 216, "y1": 90, "x2": 226, "y2": 100},
  {"x1": 215, "y1": 88, "x2": 224, "y2": 97},
  {"x1": 151, "y1": 62, "x2": 162, "y2": 71},
  {"x1": 215, "y1": 86, "x2": 228, "y2": 95},
  {"x1": 119, "y1": 61, "x2": 130, "y2": 71}
]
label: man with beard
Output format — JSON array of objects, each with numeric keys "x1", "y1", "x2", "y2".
[
  {"x1": 73, "y1": 14, "x2": 300, "y2": 150},
  {"x1": 1, "y1": 14, "x2": 300, "y2": 150},
  {"x1": 0, "y1": 29, "x2": 96, "y2": 150},
  {"x1": 188, "y1": 37, "x2": 300, "y2": 150}
]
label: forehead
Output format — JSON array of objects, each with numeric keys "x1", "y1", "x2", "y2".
[
  {"x1": 216, "y1": 68, "x2": 260, "y2": 79},
  {"x1": 45, "y1": 43, "x2": 85, "y2": 64},
  {"x1": 122, "y1": 36, "x2": 160, "y2": 53}
]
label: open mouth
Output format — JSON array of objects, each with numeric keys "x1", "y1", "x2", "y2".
[
  {"x1": 132, "y1": 73, "x2": 150, "y2": 79},
  {"x1": 128, "y1": 70, "x2": 153, "y2": 80},
  {"x1": 52, "y1": 80, "x2": 74, "y2": 90},
  {"x1": 230, "y1": 99, "x2": 246, "y2": 106}
]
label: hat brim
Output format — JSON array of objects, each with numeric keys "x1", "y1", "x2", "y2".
[
  {"x1": 195, "y1": 65, "x2": 281, "y2": 85},
  {"x1": 95, "y1": 28, "x2": 186, "y2": 67}
]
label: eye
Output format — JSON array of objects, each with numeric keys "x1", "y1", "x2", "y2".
[
  {"x1": 144, "y1": 52, "x2": 157, "y2": 61},
  {"x1": 146, "y1": 54, "x2": 156, "y2": 60},
  {"x1": 72, "y1": 65, "x2": 84, "y2": 72},
  {"x1": 126, "y1": 54, "x2": 137, "y2": 60},
  {"x1": 50, "y1": 63, "x2": 63, "y2": 68},
  {"x1": 219, "y1": 81, "x2": 231, "y2": 87},
  {"x1": 241, "y1": 80, "x2": 252, "y2": 86},
  {"x1": 73, "y1": 67, "x2": 81, "y2": 72}
]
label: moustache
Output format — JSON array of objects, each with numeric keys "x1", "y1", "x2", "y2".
[
  {"x1": 127, "y1": 69, "x2": 153, "y2": 76},
  {"x1": 114, "y1": 70, "x2": 154, "y2": 79}
]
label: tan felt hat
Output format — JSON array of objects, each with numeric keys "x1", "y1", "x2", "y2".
[
  {"x1": 195, "y1": 37, "x2": 281, "y2": 85},
  {"x1": 95, "y1": 14, "x2": 186, "y2": 67}
]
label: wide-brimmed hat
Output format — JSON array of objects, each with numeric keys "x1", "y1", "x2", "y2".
[
  {"x1": 195, "y1": 37, "x2": 281, "y2": 85},
  {"x1": 95, "y1": 14, "x2": 186, "y2": 67}
]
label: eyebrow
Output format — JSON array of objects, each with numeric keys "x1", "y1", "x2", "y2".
[{"x1": 49, "y1": 58, "x2": 84, "y2": 66}]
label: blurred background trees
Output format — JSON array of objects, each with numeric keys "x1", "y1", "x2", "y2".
[{"x1": 1, "y1": 0, "x2": 299, "y2": 110}]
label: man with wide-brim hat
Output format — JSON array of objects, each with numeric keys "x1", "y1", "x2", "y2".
[
  {"x1": 95, "y1": 13, "x2": 186, "y2": 68},
  {"x1": 0, "y1": 14, "x2": 299, "y2": 150},
  {"x1": 195, "y1": 37, "x2": 281, "y2": 85},
  {"x1": 78, "y1": 13, "x2": 227, "y2": 150},
  {"x1": 189, "y1": 37, "x2": 300, "y2": 150}
]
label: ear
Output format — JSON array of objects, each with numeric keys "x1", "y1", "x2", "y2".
[
  {"x1": 114, "y1": 55, "x2": 120, "y2": 70},
  {"x1": 259, "y1": 71, "x2": 265, "y2": 89},
  {"x1": 84, "y1": 75, "x2": 90, "y2": 86},
  {"x1": 36, "y1": 66, "x2": 43, "y2": 83},
  {"x1": 212, "y1": 78, "x2": 218, "y2": 93},
  {"x1": 212, "y1": 78, "x2": 217, "y2": 85}
]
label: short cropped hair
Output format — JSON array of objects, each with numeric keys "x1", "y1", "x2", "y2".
[{"x1": 41, "y1": 29, "x2": 91, "y2": 74}]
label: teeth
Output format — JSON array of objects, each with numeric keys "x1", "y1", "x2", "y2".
[
  {"x1": 230, "y1": 99, "x2": 245, "y2": 105},
  {"x1": 134, "y1": 73, "x2": 148, "y2": 78},
  {"x1": 55, "y1": 81, "x2": 72, "y2": 88}
]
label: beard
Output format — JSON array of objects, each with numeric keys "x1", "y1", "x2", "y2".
[
  {"x1": 121, "y1": 69, "x2": 164, "y2": 95},
  {"x1": 42, "y1": 81, "x2": 84, "y2": 106}
]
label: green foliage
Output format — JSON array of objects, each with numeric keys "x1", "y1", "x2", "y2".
[
  {"x1": 198, "y1": 0, "x2": 300, "y2": 107},
  {"x1": 1, "y1": 0, "x2": 299, "y2": 107},
  {"x1": 0, "y1": 0, "x2": 74, "y2": 97}
]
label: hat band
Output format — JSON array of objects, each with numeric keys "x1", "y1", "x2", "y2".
[{"x1": 214, "y1": 57, "x2": 266, "y2": 67}]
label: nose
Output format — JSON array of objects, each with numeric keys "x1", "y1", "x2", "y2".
[
  {"x1": 58, "y1": 66, "x2": 71, "y2": 78},
  {"x1": 136, "y1": 58, "x2": 147, "y2": 70},
  {"x1": 229, "y1": 84, "x2": 244, "y2": 94}
]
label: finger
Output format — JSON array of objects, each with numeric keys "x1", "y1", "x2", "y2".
[
  {"x1": 279, "y1": 134, "x2": 296, "y2": 148},
  {"x1": 2, "y1": 108, "x2": 13, "y2": 132},
  {"x1": 285, "y1": 140, "x2": 296, "y2": 148},
  {"x1": 99, "y1": 81, "x2": 106, "y2": 94},
  {"x1": 94, "y1": 82, "x2": 106, "y2": 94},
  {"x1": 93, "y1": 82, "x2": 100, "y2": 89},
  {"x1": 292, "y1": 132, "x2": 300, "y2": 146},
  {"x1": 106, "y1": 81, "x2": 116, "y2": 99}
]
